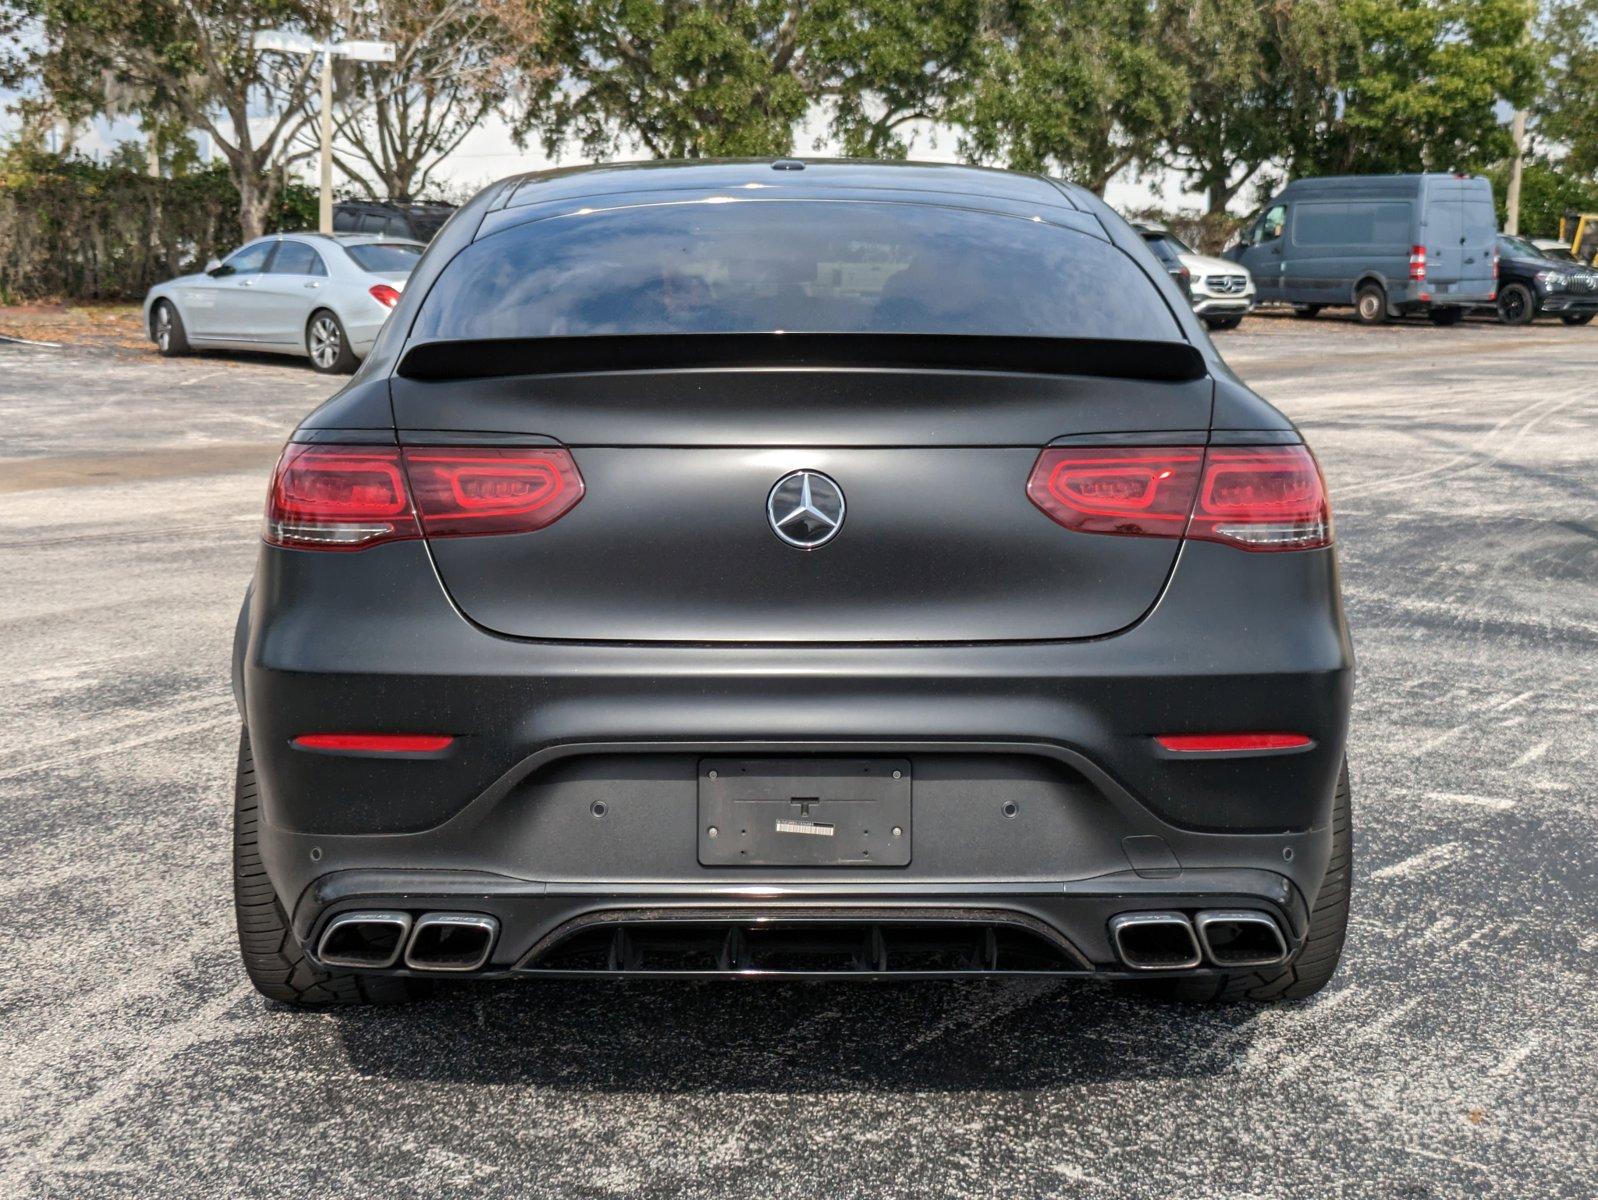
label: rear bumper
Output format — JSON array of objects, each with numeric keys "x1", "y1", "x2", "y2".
[
  {"x1": 238, "y1": 535, "x2": 1353, "y2": 974},
  {"x1": 291, "y1": 871, "x2": 1310, "y2": 979}
]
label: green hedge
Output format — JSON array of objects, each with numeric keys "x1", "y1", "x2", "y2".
[{"x1": 0, "y1": 150, "x2": 317, "y2": 303}]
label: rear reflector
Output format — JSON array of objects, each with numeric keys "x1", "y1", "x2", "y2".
[
  {"x1": 1156, "y1": 733, "x2": 1312, "y2": 753},
  {"x1": 1027, "y1": 444, "x2": 1331, "y2": 551},
  {"x1": 264, "y1": 444, "x2": 584, "y2": 550},
  {"x1": 293, "y1": 733, "x2": 454, "y2": 753}
]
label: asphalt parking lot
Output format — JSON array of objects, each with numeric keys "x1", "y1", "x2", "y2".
[{"x1": 1, "y1": 314, "x2": 1595, "y2": 1199}]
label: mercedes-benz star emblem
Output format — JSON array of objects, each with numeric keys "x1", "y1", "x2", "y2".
[{"x1": 767, "y1": 470, "x2": 846, "y2": 549}]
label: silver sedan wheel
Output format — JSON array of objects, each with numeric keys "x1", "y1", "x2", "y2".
[
  {"x1": 308, "y1": 314, "x2": 342, "y2": 369},
  {"x1": 154, "y1": 305, "x2": 172, "y2": 351}
]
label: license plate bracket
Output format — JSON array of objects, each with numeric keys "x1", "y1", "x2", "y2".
[{"x1": 697, "y1": 758, "x2": 911, "y2": 867}]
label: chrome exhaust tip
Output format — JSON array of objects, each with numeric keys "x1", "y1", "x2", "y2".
[
  {"x1": 404, "y1": 912, "x2": 499, "y2": 972},
  {"x1": 1108, "y1": 911, "x2": 1202, "y2": 971},
  {"x1": 317, "y1": 911, "x2": 413, "y2": 969},
  {"x1": 1194, "y1": 911, "x2": 1290, "y2": 967}
]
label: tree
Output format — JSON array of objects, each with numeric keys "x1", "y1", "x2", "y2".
[
  {"x1": 328, "y1": 0, "x2": 514, "y2": 201},
  {"x1": 15, "y1": 0, "x2": 332, "y2": 239},
  {"x1": 1486, "y1": 156, "x2": 1598, "y2": 237},
  {"x1": 805, "y1": 0, "x2": 983, "y2": 157},
  {"x1": 953, "y1": 0, "x2": 1187, "y2": 194},
  {"x1": 1159, "y1": 0, "x2": 1351, "y2": 214},
  {"x1": 505, "y1": 0, "x2": 812, "y2": 158},
  {"x1": 1538, "y1": 0, "x2": 1598, "y2": 178},
  {"x1": 1294, "y1": 0, "x2": 1538, "y2": 177},
  {"x1": 494, "y1": 0, "x2": 980, "y2": 161}
]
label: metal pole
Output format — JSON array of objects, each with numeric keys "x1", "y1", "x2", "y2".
[
  {"x1": 1506, "y1": 109, "x2": 1527, "y2": 236},
  {"x1": 319, "y1": 46, "x2": 335, "y2": 233}
]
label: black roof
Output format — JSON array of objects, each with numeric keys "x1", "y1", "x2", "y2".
[{"x1": 491, "y1": 158, "x2": 1085, "y2": 216}]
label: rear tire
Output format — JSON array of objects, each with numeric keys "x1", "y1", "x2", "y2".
[
  {"x1": 1291, "y1": 304, "x2": 1321, "y2": 319},
  {"x1": 1354, "y1": 284, "x2": 1388, "y2": 325},
  {"x1": 1560, "y1": 312, "x2": 1594, "y2": 326},
  {"x1": 1496, "y1": 283, "x2": 1536, "y2": 326},
  {"x1": 306, "y1": 309, "x2": 359, "y2": 374},
  {"x1": 234, "y1": 729, "x2": 416, "y2": 1006},
  {"x1": 1204, "y1": 315, "x2": 1243, "y2": 331},
  {"x1": 1427, "y1": 306, "x2": 1464, "y2": 326},
  {"x1": 1129, "y1": 761, "x2": 1352, "y2": 1004},
  {"x1": 152, "y1": 300, "x2": 190, "y2": 356}
]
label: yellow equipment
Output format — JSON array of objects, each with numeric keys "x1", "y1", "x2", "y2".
[{"x1": 1557, "y1": 212, "x2": 1598, "y2": 264}]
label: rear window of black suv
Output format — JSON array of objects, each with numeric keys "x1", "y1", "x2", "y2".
[{"x1": 411, "y1": 199, "x2": 1182, "y2": 341}]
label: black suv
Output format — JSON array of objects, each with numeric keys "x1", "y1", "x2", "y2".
[
  {"x1": 1493, "y1": 234, "x2": 1598, "y2": 326},
  {"x1": 235, "y1": 161, "x2": 1352, "y2": 1007},
  {"x1": 1132, "y1": 223, "x2": 1192, "y2": 301},
  {"x1": 333, "y1": 201, "x2": 457, "y2": 243}
]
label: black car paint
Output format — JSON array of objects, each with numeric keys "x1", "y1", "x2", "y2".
[
  {"x1": 1495, "y1": 235, "x2": 1598, "y2": 319},
  {"x1": 236, "y1": 161, "x2": 1352, "y2": 979}
]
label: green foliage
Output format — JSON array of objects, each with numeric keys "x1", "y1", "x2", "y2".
[
  {"x1": 1161, "y1": 0, "x2": 1352, "y2": 213},
  {"x1": 1486, "y1": 157, "x2": 1598, "y2": 237},
  {"x1": 14, "y1": 0, "x2": 330, "y2": 237},
  {"x1": 522, "y1": 0, "x2": 813, "y2": 157},
  {"x1": 805, "y1": 0, "x2": 983, "y2": 157},
  {"x1": 0, "y1": 148, "x2": 317, "y2": 301},
  {"x1": 954, "y1": 0, "x2": 1187, "y2": 193},
  {"x1": 1294, "y1": 0, "x2": 1538, "y2": 176},
  {"x1": 1539, "y1": 1, "x2": 1598, "y2": 178},
  {"x1": 512, "y1": 0, "x2": 983, "y2": 161}
]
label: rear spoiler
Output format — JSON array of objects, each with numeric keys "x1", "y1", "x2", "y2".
[{"x1": 395, "y1": 333, "x2": 1208, "y2": 384}]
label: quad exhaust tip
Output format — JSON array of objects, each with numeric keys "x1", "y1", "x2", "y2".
[
  {"x1": 403, "y1": 912, "x2": 499, "y2": 972},
  {"x1": 1108, "y1": 911, "x2": 1202, "y2": 971},
  {"x1": 317, "y1": 910, "x2": 413, "y2": 969},
  {"x1": 1194, "y1": 910, "x2": 1290, "y2": 967},
  {"x1": 316, "y1": 910, "x2": 499, "y2": 972},
  {"x1": 1109, "y1": 909, "x2": 1290, "y2": 971}
]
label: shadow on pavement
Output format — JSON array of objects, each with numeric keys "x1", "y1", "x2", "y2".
[{"x1": 325, "y1": 976, "x2": 1269, "y2": 1092}]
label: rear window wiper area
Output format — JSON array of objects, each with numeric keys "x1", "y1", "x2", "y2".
[{"x1": 395, "y1": 333, "x2": 1208, "y2": 384}]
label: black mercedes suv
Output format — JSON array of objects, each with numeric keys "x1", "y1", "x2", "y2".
[
  {"x1": 1492, "y1": 233, "x2": 1598, "y2": 325},
  {"x1": 233, "y1": 160, "x2": 1353, "y2": 1006}
]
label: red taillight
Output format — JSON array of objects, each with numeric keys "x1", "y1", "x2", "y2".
[
  {"x1": 1189, "y1": 446, "x2": 1331, "y2": 550},
  {"x1": 265, "y1": 444, "x2": 418, "y2": 550},
  {"x1": 1025, "y1": 447, "x2": 1204, "y2": 537},
  {"x1": 369, "y1": 283, "x2": 402, "y2": 309},
  {"x1": 1409, "y1": 245, "x2": 1427, "y2": 281},
  {"x1": 1491, "y1": 246, "x2": 1500, "y2": 280},
  {"x1": 1027, "y1": 444, "x2": 1331, "y2": 552},
  {"x1": 1155, "y1": 733, "x2": 1312, "y2": 753},
  {"x1": 293, "y1": 733, "x2": 454, "y2": 753},
  {"x1": 402, "y1": 447, "x2": 585, "y2": 537},
  {"x1": 264, "y1": 444, "x2": 584, "y2": 550}
]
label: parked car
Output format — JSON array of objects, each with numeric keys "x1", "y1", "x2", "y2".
[
  {"x1": 1226, "y1": 173, "x2": 1498, "y2": 325},
  {"x1": 1492, "y1": 233, "x2": 1598, "y2": 326},
  {"x1": 1132, "y1": 223, "x2": 1193, "y2": 302},
  {"x1": 232, "y1": 159, "x2": 1353, "y2": 1008},
  {"x1": 144, "y1": 233, "x2": 424, "y2": 373},
  {"x1": 1531, "y1": 237, "x2": 1578, "y2": 263},
  {"x1": 333, "y1": 200, "x2": 456, "y2": 242},
  {"x1": 1138, "y1": 224, "x2": 1255, "y2": 329}
]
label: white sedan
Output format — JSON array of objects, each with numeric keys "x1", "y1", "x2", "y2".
[{"x1": 143, "y1": 233, "x2": 424, "y2": 373}]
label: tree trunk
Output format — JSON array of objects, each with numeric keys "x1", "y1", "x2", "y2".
[{"x1": 235, "y1": 168, "x2": 276, "y2": 242}]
